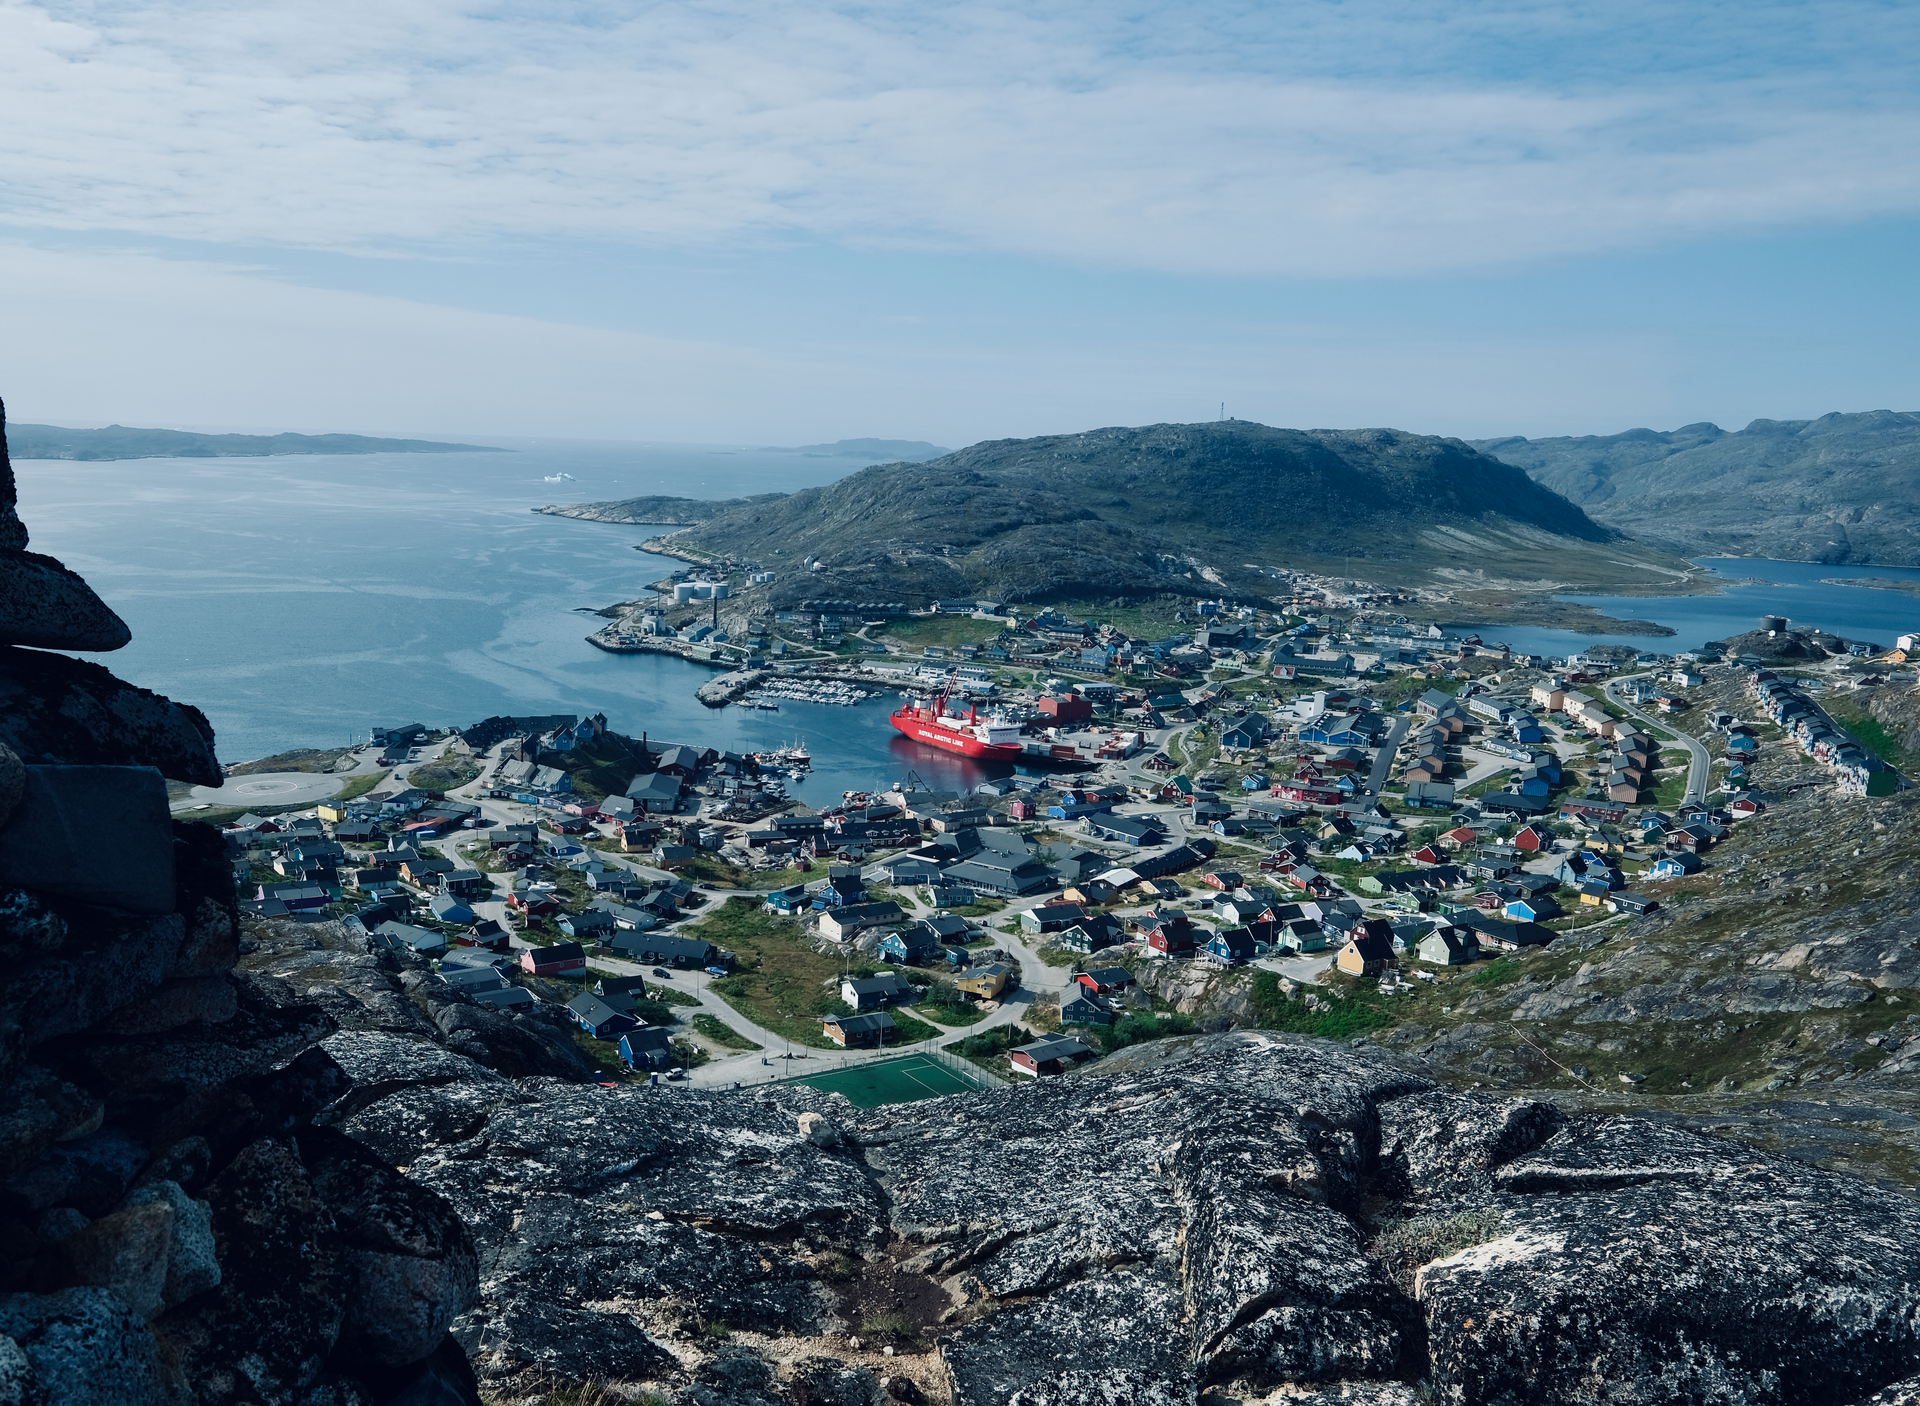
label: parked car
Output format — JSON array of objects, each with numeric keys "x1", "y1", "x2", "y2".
[
  {"x1": 653, "y1": 968, "x2": 672, "y2": 978},
  {"x1": 704, "y1": 965, "x2": 728, "y2": 977}
]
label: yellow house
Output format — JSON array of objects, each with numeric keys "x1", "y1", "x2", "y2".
[
  {"x1": 317, "y1": 803, "x2": 346, "y2": 823},
  {"x1": 955, "y1": 963, "x2": 1011, "y2": 1001}
]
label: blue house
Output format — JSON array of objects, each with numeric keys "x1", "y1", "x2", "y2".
[
  {"x1": 567, "y1": 993, "x2": 639, "y2": 1041},
  {"x1": 877, "y1": 930, "x2": 938, "y2": 965},
  {"x1": 763, "y1": 884, "x2": 810, "y2": 915},
  {"x1": 1205, "y1": 927, "x2": 1258, "y2": 966},
  {"x1": 1511, "y1": 720, "x2": 1543, "y2": 743},
  {"x1": 1504, "y1": 895, "x2": 1563, "y2": 922},
  {"x1": 617, "y1": 1027, "x2": 674, "y2": 1070},
  {"x1": 1650, "y1": 852, "x2": 1702, "y2": 878}
]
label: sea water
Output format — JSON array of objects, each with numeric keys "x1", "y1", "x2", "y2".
[{"x1": 15, "y1": 441, "x2": 1920, "y2": 795}]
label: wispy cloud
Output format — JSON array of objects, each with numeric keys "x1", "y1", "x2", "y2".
[{"x1": 3, "y1": 0, "x2": 1917, "y2": 275}]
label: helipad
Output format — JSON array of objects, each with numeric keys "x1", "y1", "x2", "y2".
[{"x1": 174, "y1": 771, "x2": 346, "y2": 811}]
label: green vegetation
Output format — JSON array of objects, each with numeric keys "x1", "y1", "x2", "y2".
[
  {"x1": 1087, "y1": 1011, "x2": 1198, "y2": 1054},
  {"x1": 1247, "y1": 972, "x2": 1394, "y2": 1039},
  {"x1": 1371, "y1": 1210, "x2": 1505, "y2": 1292},
  {"x1": 873, "y1": 615, "x2": 1005, "y2": 650},
  {"x1": 570, "y1": 1031, "x2": 632, "y2": 1078},
  {"x1": 690, "y1": 1013, "x2": 761, "y2": 1050},
  {"x1": 686, "y1": 898, "x2": 850, "y2": 1048},
  {"x1": 334, "y1": 770, "x2": 391, "y2": 803},
  {"x1": 917, "y1": 979, "x2": 987, "y2": 1026},
  {"x1": 546, "y1": 736, "x2": 645, "y2": 805},
  {"x1": 671, "y1": 1037, "x2": 710, "y2": 1068},
  {"x1": 888, "y1": 1009, "x2": 944, "y2": 1043},
  {"x1": 859, "y1": 1311, "x2": 918, "y2": 1344},
  {"x1": 1461, "y1": 769, "x2": 1515, "y2": 799},
  {"x1": 410, "y1": 762, "x2": 480, "y2": 793},
  {"x1": 227, "y1": 747, "x2": 357, "y2": 776}
]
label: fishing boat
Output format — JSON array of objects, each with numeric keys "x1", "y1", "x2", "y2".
[{"x1": 889, "y1": 681, "x2": 1024, "y2": 760}]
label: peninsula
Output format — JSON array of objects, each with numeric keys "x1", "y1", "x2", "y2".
[
  {"x1": 541, "y1": 418, "x2": 1708, "y2": 634},
  {"x1": 7, "y1": 422, "x2": 506, "y2": 460}
]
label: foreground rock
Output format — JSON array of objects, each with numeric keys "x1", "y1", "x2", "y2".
[
  {"x1": 0, "y1": 398, "x2": 481, "y2": 1405},
  {"x1": 322, "y1": 1028, "x2": 1920, "y2": 1405}
]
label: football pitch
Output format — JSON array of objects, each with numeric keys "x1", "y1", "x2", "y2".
[{"x1": 784, "y1": 1053, "x2": 992, "y2": 1108}]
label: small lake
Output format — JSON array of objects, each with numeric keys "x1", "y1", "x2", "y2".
[{"x1": 16, "y1": 441, "x2": 1920, "y2": 790}]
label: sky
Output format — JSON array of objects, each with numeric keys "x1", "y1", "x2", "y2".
[{"x1": 3, "y1": 0, "x2": 1918, "y2": 447}]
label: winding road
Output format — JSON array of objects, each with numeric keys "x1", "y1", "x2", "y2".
[{"x1": 1604, "y1": 673, "x2": 1711, "y2": 807}]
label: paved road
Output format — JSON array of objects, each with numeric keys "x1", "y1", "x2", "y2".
[
  {"x1": 1363, "y1": 713, "x2": 1411, "y2": 795},
  {"x1": 1605, "y1": 673, "x2": 1711, "y2": 806}
]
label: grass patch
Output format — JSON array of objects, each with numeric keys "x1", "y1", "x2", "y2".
[
  {"x1": 1247, "y1": 972, "x2": 1395, "y2": 1039},
  {"x1": 874, "y1": 615, "x2": 1007, "y2": 650},
  {"x1": 1371, "y1": 1209, "x2": 1505, "y2": 1293},
  {"x1": 888, "y1": 1008, "x2": 944, "y2": 1043},
  {"x1": 227, "y1": 747, "x2": 358, "y2": 776},
  {"x1": 672, "y1": 1037, "x2": 711, "y2": 1068},
  {"x1": 570, "y1": 1030, "x2": 633, "y2": 1078},
  {"x1": 1085, "y1": 1010, "x2": 1196, "y2": 1053},
  {"x1": 334, "y1": 770, "x2": 390, "y2": 803},
  {"x1": 690, "y1": 1013, "x2": 761, "y2": 1050},
  {"x1": 410, "y1": 762, "x2": 480, "y2": 793},
  {"x1": 859, "y1": 1310, "x2": 919, "y2": 1344},
  {"x1": 688, "y1": 897, "x2": 853, "y2": 1048}
]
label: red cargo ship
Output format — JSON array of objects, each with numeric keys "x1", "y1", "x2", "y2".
[{"x1": 889, "y1": 685, "x2": 1025, "y2": 760}]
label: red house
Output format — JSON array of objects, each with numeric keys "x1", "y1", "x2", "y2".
[
  {"x1": 1140, "y1": 910, "x2": 1198, "y2": 957},
  {"x1": 520, "y1": 941, "x2": 587, "y2": 977},
  {"x1": 1512, "y1": 824, "x2": 1553, "y2": 852},
  {"x1": 1009, "y1": 1035, "x2": 1096, "y2": 1078},
  {"x1": 507, "y1": 891, "x2": 561, "y2": 919},
  {"x1": 1410, "y1": 845, "x2": 1444, "y2": 866}
]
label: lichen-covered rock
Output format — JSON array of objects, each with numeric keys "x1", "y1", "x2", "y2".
[
  {"x1": 30, "y1": 1201, "x2": 173, "y2": 1318},
  {"x1": 0, "y1": 646, "x2": 219, "y2": 785},
  {"x1": 301, "y1": 1127, "x2": 477, "y2": 1368},
  {"x1": 0, "y1": 1069, "x2": 103, "y2": 1181},
  {"x1": 941, "y1": 1266, "x2": 1196, "y2": 1406},
  {"x1": 121, "y1": 1180, "x2": 220, "y2": 1309},
  {"x1": 4, "y1": 1130, "x2": 148, "y2": 1217},
  {"x1": 157, "y1": 1138, "x2": 347, "y2": 1404},
  {"x1": 0, "y1": 551, "x2": 131, "y2": 653},
  {"x1": 787, "y1": 1355, "x2": 885, "y2": 1406},
  {"x1": 1376, "y1": 1090, "x2": 1563, "y2": 1208},
  {"x1": 0, "y1": 1287, "x2": 180, "y2": 1406}
]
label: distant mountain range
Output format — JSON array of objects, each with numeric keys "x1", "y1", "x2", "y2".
[
  {"x1": 9, "y1": 424, "x2": 504, "y2": 460},
  {"x1": 1475, "y1": 410, "x2": 1920, "y2": 565},
  {"x1": 563, "y1": 420, "x2": 1695, "y2": 610},
  {"x1": 764, "y1": 438, "x2": 950, "y2": 460}
]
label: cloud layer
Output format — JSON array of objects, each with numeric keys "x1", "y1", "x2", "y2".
[{"x1": 6, "y1": 0, "x2": 1919, "y2": 276}]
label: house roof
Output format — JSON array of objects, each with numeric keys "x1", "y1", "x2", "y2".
[{"x1": 826, "y1": 1011, "x2": 897, "y2": 1035}]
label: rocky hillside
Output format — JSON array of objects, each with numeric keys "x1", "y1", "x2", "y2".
[
  {"x1": 1475, "y1": 410, "x2": 1920, "y2": 565},
  {"x1": 559, "y1": 420, "x2": 1699, "y2": 607}
]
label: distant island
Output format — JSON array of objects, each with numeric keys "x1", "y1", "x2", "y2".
[
  {"x1": 761, "y1": 438, "x2": 951, "y2": 461},
  {"x1": 1476, "y1": 409, "x2": 1920, "y2": 566},
  {"x1": 9, "y1": 423, "x2": 507, "y2": 461}
]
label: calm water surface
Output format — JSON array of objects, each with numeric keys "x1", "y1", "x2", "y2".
[{"x1": 17, "y1": 442, "x2": 1920, "y2": 792}]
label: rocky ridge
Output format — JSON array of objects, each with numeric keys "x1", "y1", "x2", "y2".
[{"x1": 1475, "y1": 409, "x2": 1920, "y2": 565}]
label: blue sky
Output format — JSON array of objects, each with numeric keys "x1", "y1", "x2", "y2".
[{"x1": 3, "y1": 0, "x2": 1917, "y2": 446}]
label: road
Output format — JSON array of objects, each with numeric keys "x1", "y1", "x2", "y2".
[
  {"x1": 1363, "y1": 713, "x2": 1411, "y2": 796},
  {"x1": 1604, "y1": 673, "x2": 1711, "y2": 806}
]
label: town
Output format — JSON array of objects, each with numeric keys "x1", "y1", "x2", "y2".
[{"x1": 211, "y1": 593, "x2": 1918, "y2": 1095}]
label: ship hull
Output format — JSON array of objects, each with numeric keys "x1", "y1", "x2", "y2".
[{"x1": 889, "y1": 711, "x2": 1024, "y2": 761}]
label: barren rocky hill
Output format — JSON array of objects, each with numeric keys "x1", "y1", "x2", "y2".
[
  {"x1": 549, "y1": 420, "x2": 1699, "y2": 608},
  {"x1": 1475, "y1": 410, "x2": 1920, "y2": 565}
]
